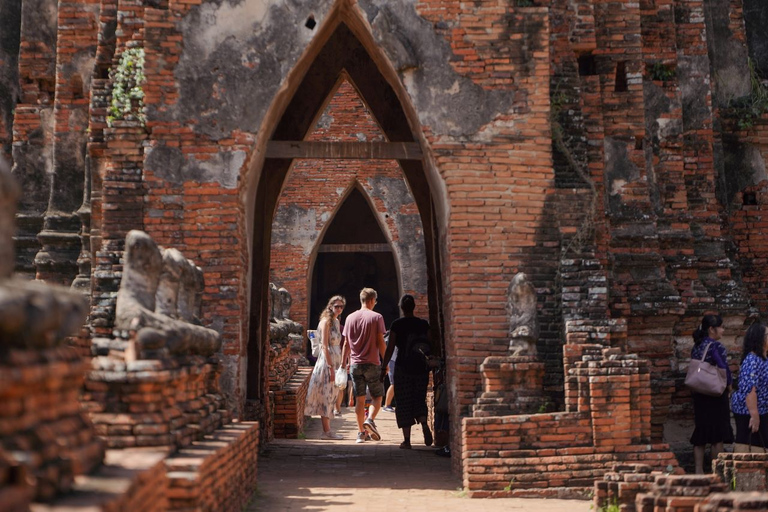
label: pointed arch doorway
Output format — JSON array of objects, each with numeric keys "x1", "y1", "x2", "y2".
[
  {"x1": 244, "y1": 15, "x2": 446, "y2": 441},
  {"x1": 310, "y1": 187, "x2": 401, "y2": 334}
]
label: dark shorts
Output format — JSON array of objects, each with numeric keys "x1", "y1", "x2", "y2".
[{"x1": 351, "y1": 363, "x2": 385, "y2": 398}]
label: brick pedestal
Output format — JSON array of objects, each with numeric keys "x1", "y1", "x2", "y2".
[
  {"x1": 715, "y1": 452, "x2": 768, "y2": 492},
  {"x1": 0, "y1": 346, "x2": 105, "y2": 501},
  {"x1": 472, "y1": 356, "x2": 547, "y2": 416},
  {"x1": 83, "y1": 351, "x2": 230, "y2": 449}
]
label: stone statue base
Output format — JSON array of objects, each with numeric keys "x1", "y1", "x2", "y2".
[{"x1": 472, "y1": 356, "x2": 548, "y2": 417}]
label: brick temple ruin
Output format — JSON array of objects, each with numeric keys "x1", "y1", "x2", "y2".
[{"x1": 3, "y1": 0, "x2": 768, "y2": 507}]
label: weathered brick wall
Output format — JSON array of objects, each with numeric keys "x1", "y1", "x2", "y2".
[
  {"x1": 635, "y1": 474, "x2": 728, "y2": 511},
  {"x1": 165, "y1": 422, "x2": 259, "y2": 512},
  {"x1": 462, "y1": 344, "x2": 681, "y2": 497},
  {"x1": 83, "y1": 353, "x2": 230, "y2": 449},
  {"x1": 715, "y1": 452, "x2": 768, "y2": 492},
  {"x1": 410, "y1": 4, "x2": 555, "y2": 474},
  {"x1": 272, "y1": 366, "x2": 312, "y2": 439},
  {"x1": 0, "y1": 346, "x2": 105, "y2": 501}
]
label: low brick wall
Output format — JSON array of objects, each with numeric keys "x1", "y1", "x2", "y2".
[
  {"x1": 165, "y1": 422, "x2": 259, "y2": 512},
  {"x1": 31, "y1": 449, "x2": 168, "y2": 512},
  {"x1": 697, "y1": 492, "x2": 768, "y2": 511},
  {"x1": 463, "y1": 343, "x2": 681, "y2": 497},
  {"x1": 635, "y1": 474, "x2": 728, "y2": 511},
  {"x1": 83, "y1": 355, "x2": 230, "y2": 448},
  {"x1": 273, "y1": 366, "x2": 312, "y2": 438},
  {"x1": 715, "y1": 452, "x2": 768, "y2": 492},
  {"x1": 0, "y1": 346, "x2": 105, "y2": 501},
  {"x1": 463, "y1": 414, "x2": 679, "y2": 498},
  {"x1": 594, "y1": 464, "x2": 670, "y2": 511}
]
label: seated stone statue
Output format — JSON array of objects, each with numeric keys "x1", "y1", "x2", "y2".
[
  {"x1": 268, "y1": 284, "x2": 303, "y2": 343},
  {"x1": 115, "y1": 230, "x2": 220, "y2": 357},
  {"x1": 506, "y1": 272, "x2": 539, "y2": 357},
  {"x1": 0, "y1": 156, "x2": 88, "y2": 350}
]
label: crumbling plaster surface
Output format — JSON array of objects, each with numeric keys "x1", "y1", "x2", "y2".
[
  {"x1": 271, "y1": 176, "x2": 427, "y2": 295},
  {"x1": 703, "y1": 0, "x2": 751, "y2": 105},
  {"x1": 358, "y1": 0, "x2": 518, "y2": 139},
  {"x1": 168, "y1": 0, "x2": 521, "y2": 151}
]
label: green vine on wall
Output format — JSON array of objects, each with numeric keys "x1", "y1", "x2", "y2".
[
  {"x1": 648, "y1": 61, "x2": 676, "y2": 82},
  {"x1": 722, "y1": 58, "x2": 768, "y2": 131},
  {"x1": 107, "y1": 47, "x2": 146, "y2": 127}
]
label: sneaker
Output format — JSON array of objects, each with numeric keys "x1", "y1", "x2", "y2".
[
  {"x1": 363, "y1": 418, "x2": 381, "y2": 441},
  {"x1": 334, "y1": 409, "x2": 342, "y2": 417},
  {"x1": 382, "y1": 406, "x2": 395, "y2": 413},
  {"x1": 321, "y1": 430, "x2": 343, "y2": 440},
  {"x1": 356, "y1": 432, "x2": 367, "y2": 444}
]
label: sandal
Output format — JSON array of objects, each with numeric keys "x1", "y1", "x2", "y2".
[{"x1": 399, "y1": 441, "x2": 412, "y2": 449}]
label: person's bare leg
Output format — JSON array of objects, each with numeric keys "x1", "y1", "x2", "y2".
[
  {"x1": 385, "y1": 385, "x2": 395, "y2": 407},
  {"x1": 368, "y1": 396, "x2": 383, "y2": 421},
  {"x1": 335, "y1": 388, "x2": 343, "y2": 413},
  {"x1": 321, "y1": 416, "x2": 331, "y2": 433},
  {"x1": 355, "y1": 396, "x2": 366, "y2": 433},
  {"x1": 694, "y1": 445, "x2": 705, "y2": 474},
  {"x1": 710, "y1": 442, "x2": 723, "y2": 472},
  {"x1": 401, "y1": 425, "x2": 412, "y2": 447}
]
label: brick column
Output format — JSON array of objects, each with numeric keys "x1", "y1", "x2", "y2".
[
  {"x1": 10, "y1": 0, "x2": 59, "y2": 280},
  {"x1": 34, "y1": 0, "x2": 101, "y2": 286}
]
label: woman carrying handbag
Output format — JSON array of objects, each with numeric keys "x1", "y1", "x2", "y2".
[
  {"x1": 304, "y1": 295, "x2": 346, "y2": 440},
  {"x1": 731, "y1": 322, "x2": 768, "y2": 453},
  {"x1": 689, "y1": 313, "x2": 733, "y2": 474}
]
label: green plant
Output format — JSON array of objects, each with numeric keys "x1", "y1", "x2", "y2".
[
  {"x1": 297, "y1": 431, "x2": 307, "y2": 439},
  {"x1": 723, "y1": 58, "x2": 768, "y2": 131},
  {"x1": 731, "y1": 473, "x2": 737, "y2": 491},
  {"x1": 453, "y1": 487, "x2": 468, "y2": 498},
  {"x1": 516, "y1": 0, "x2": 534, "y2": 6},
  {"x1": 107, "y1": 47, "x2": 146, "y2": 127},
  {"x1": 648, "y1": 61, "x2": 676, "y2": 82},
  {"x1": 598, "y1": 498, "x2": 621, "y2": 512}
]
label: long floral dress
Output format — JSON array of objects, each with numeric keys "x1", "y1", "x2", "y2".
[{"x1": 304, "y1": 318, "x2": 342, "y2": 418}]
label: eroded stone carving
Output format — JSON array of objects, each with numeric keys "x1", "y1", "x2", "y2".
[
  {"x1": 506, "y1": 272, "x2": 539, "y2": 357},
  {"x1": 0, "y1": 157, "x2": 88, "y2": 349},
  {"x1": 115, "y1": 230, "x2": 220, "y2": 357},
  {"x1": 268, "y1": 284, "x2": 303, "y2": 354}
]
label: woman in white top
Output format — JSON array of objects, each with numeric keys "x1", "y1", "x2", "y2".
[{"x1": 304, "y1": 295, "x2": 346, "y2": 439}]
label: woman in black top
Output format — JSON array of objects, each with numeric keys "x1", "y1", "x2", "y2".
[{"x1": 381, "y1": 294, "x2": 434, "y2": 449}]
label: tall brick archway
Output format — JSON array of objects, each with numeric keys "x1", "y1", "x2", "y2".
[{"x1": 243, "y1": 12, "x2": 447, "y2": 429}]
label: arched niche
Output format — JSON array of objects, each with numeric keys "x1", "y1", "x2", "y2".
[
  {"x1": 309, "y1": 186, "x2": 401, "y2": 333},
  {"x1": 245, "y1": 16, "x2": 445, "y2": 426}
]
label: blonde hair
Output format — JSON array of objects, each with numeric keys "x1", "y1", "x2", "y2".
[
  {"x1": 319, "y1": 295, "x2": 346, "y2": 324},
  {"x1": 359, "y1": 287, "x2": 377, "y2": 304}
]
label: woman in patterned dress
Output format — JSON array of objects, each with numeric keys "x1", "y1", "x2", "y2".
[
  {"x1": 690, "y1": 313, "x2": 733, "y2": 473},
  {"x1": 304, "y1": 295, "x2": 346, "y2": 440},
  {"x1": 731, "y1": 322, "x2": 768, "y2": 450}
]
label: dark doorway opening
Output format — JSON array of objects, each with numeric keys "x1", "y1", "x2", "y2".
[{"x1": 309, "y1": 187, "x2": 400, "y2": 332}]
